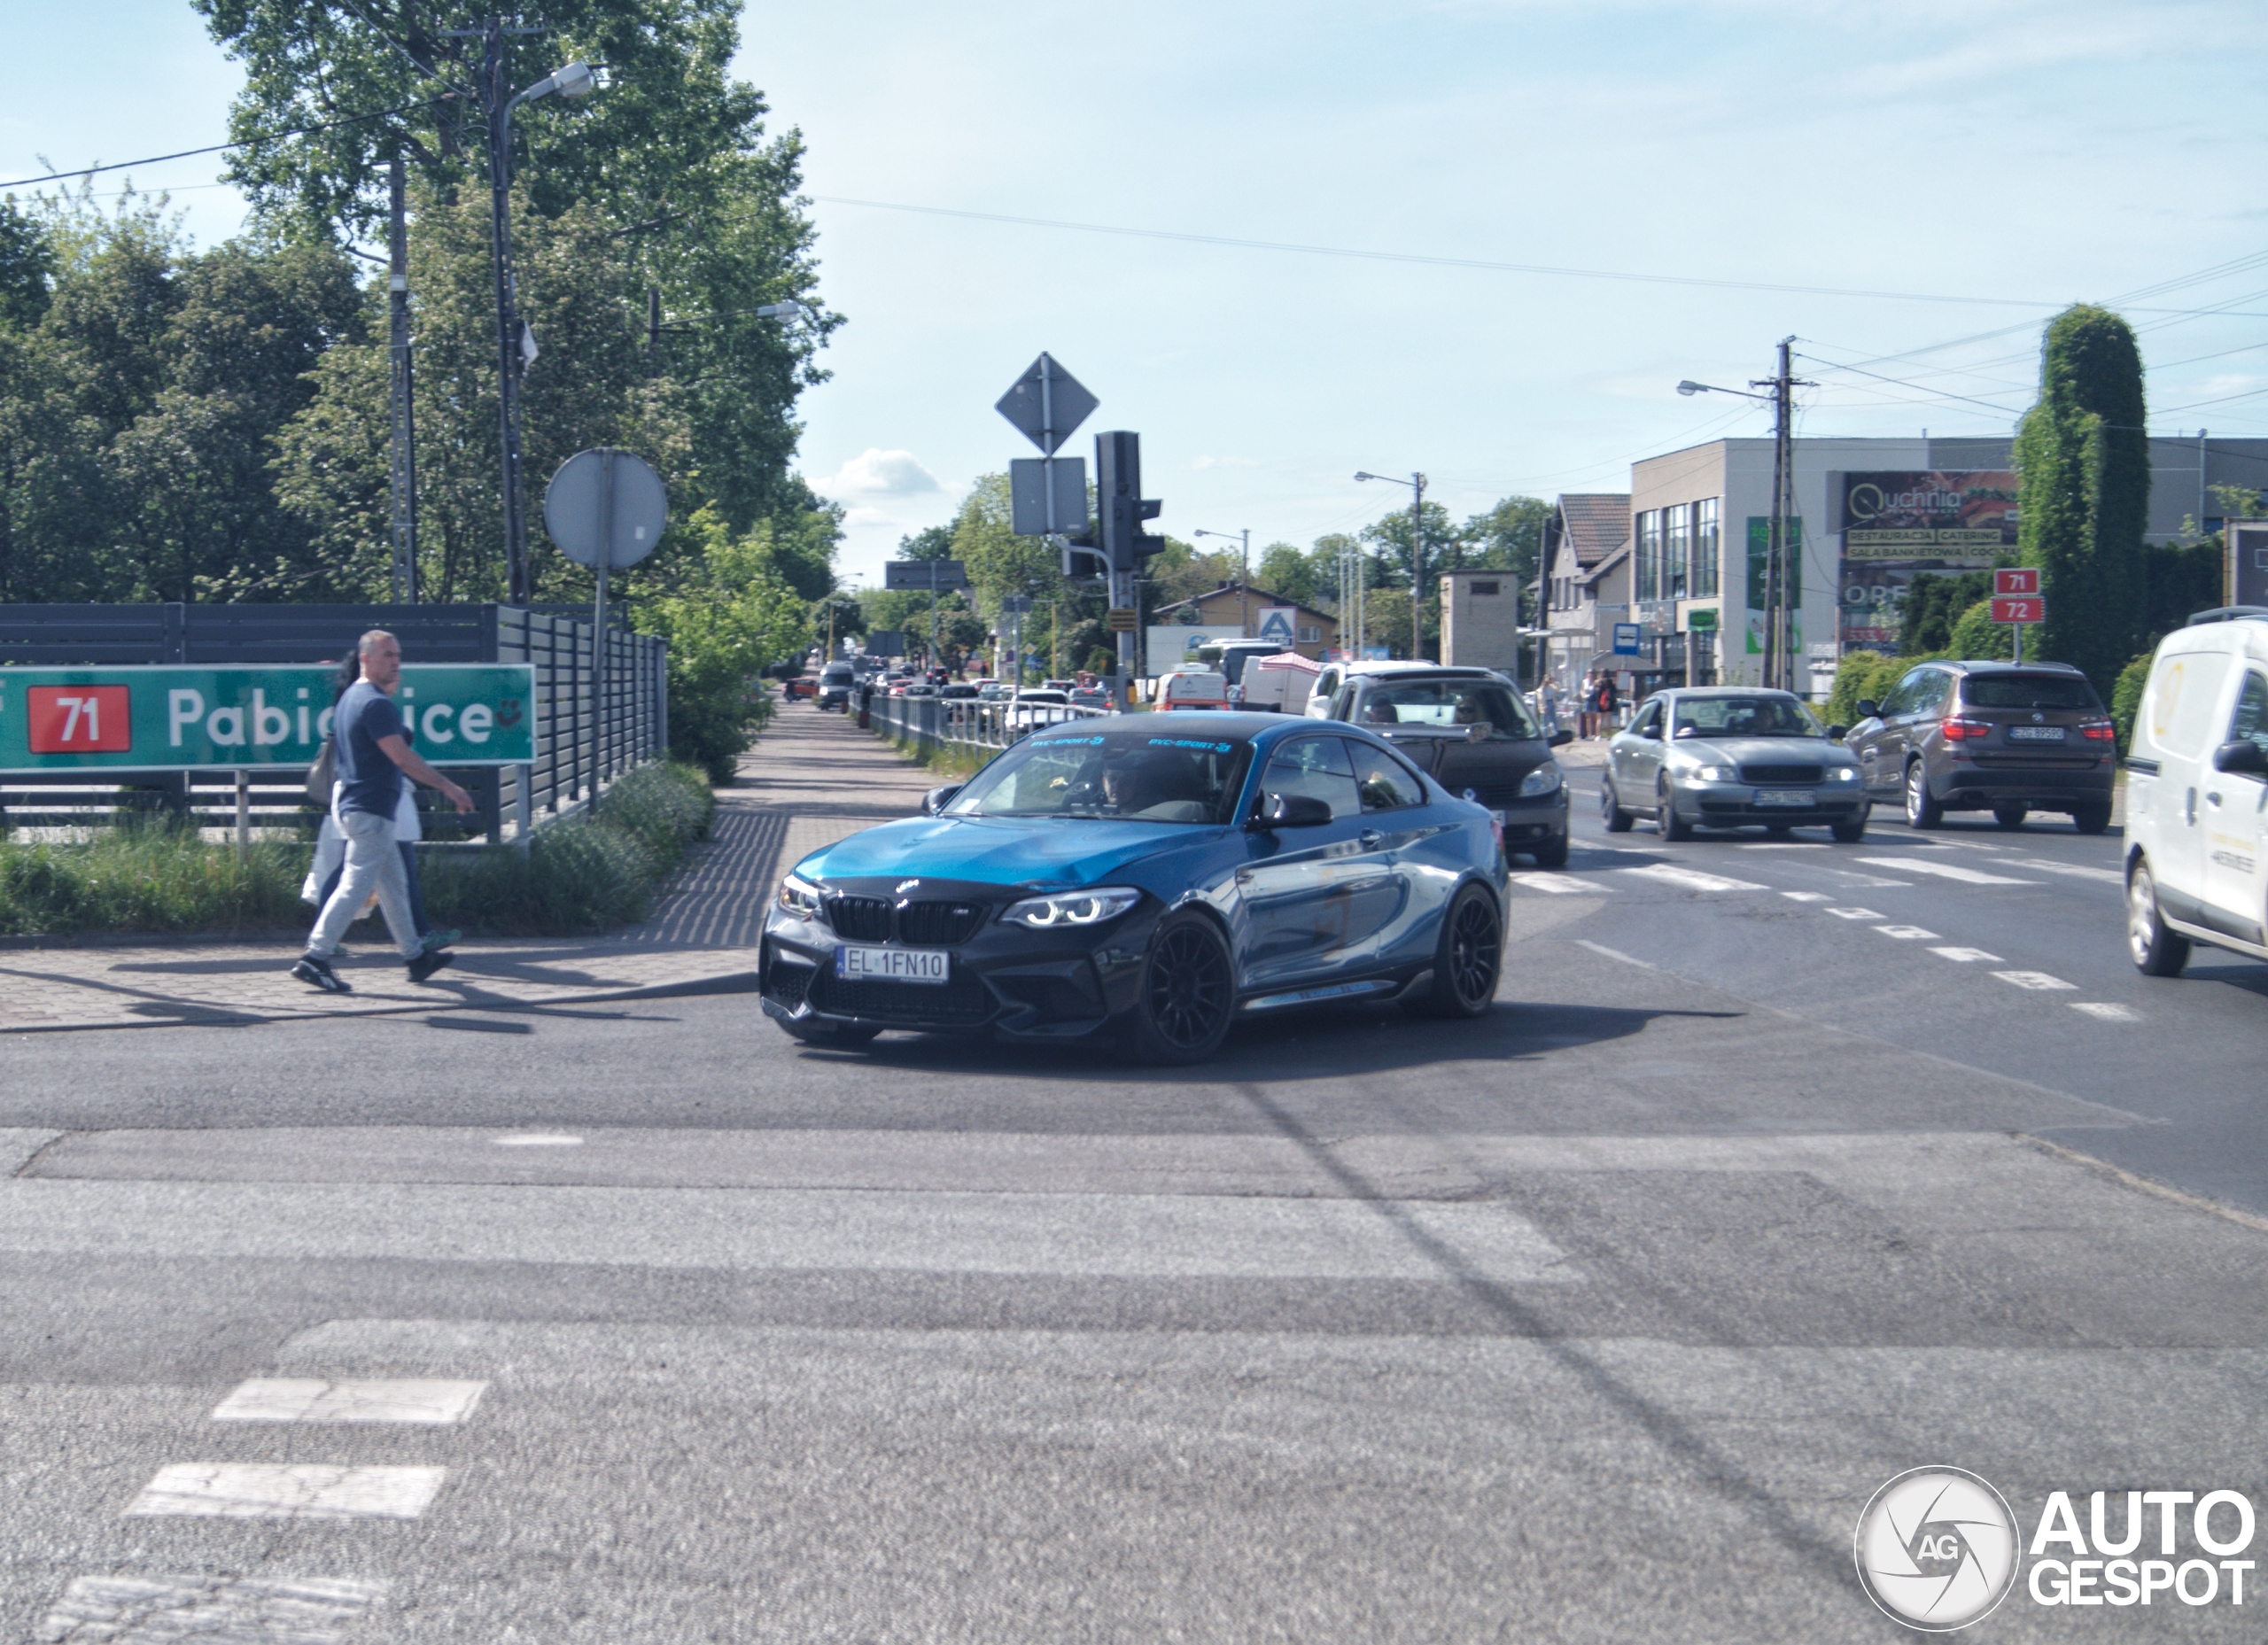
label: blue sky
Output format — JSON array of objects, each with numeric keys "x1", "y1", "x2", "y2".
[{"x1": 10, "y1": 2, "x2": 2268, "y2": 587}]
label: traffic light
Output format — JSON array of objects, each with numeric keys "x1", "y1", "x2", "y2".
[{"x1": 1094, "y1": 431, "x2": 1164, "y2": 575}]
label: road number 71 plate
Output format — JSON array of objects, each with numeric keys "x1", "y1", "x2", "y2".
[{"x1": 840, "y1": 945, "x2": 949, "y2": 984}]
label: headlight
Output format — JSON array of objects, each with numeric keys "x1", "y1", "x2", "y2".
[
  {"x1": 1685, "y1": 764, "x2": 1739, "y2": 783},
  {"x1": 1828, "y1": 765, "x2": 1860, "y2": 783},
  {"x1": 1518, "y1": 763, "x2": 1563, "y2": 797},
  {"x1": 1000, "y1": 887, "x2": 1142, "y2": 929},
  {"x1": 777, "y1": 873, "x2": 822, "y2": 918}
]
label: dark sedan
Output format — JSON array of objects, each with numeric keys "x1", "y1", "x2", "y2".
[{"x1": 759, "y1": 714, "x2": 1510, "y2": 1062}]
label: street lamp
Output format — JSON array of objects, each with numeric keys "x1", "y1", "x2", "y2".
[
  {"x1": 1192, "y1": 529, "x2": 1251, "y2": 635},
  {"x1": 1355, "y1": 470, "x2": 1427, "y2": 662},
  {"x1": 1673, "y1": 351, "x2": 1807, "y2": 690}
]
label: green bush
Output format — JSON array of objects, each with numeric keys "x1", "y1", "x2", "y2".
[
  {"x1": 2110, "y1": 652, "x2": 2152, "y2": 753},
  {"x1": 0, "y1": 819, "x2": 308, "y2": 936},
  {"x1": 1948, "y1": 599, "x2": 2016, "y2": 661},
  {"x1": 1825, "y1": 650, "x2": 1908, "y2": 730}
]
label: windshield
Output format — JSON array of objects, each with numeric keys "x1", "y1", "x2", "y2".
[
  {"x1": 945, "y1": 728, "x2": 1255, "y2": 824},
  {"x1": 1961, "y1": 673, "x2": 2101, "y2": 710},
  {"x1": 1672, "y1": 694, "x2": 1823, "y2": 739},
  {"x1": 1355, "y1": 679, "x2": 1542, "y2": 739}
]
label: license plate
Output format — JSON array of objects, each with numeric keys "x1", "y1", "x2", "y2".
[
  {"x1": 2008, "y1": 726, "x2": 2067, "y2": 742},
  {"x1": 839, "y1": 946, "x2": 949, "y2": 984},
  {"x1": 1757, "y1": 789, "x2": 1814, "y2": 808}
]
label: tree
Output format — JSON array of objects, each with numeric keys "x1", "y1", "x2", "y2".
[
  {"x1": 1254, "y1": 540, "x2": 1323, "y2": 608},
  {"x1": 0, "y1": 200, "x2": 53, "y2": 328},
  {"x1": 2015, "y1": 304, "x2": 2150, "y2": 695},
  {"x1": 1898, "y1": 570, "x2": 1992, "y2": 656},
  {"x1": 1948, "y1": 598, "x2": 2015, "y2": 661},
  {"x1": 640, "y1": 505, "x2": 812, "y2": 779},
  {"x1": 897, "y1": 524, "x2": 955, "y2": 561}
]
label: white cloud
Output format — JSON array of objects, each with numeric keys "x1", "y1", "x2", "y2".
[{"x1": 812, "y1": 448, "x2": 944, "y2": 500}]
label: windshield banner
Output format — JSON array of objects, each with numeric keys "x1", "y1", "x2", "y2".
[{"x1": 0, "y1": 663, "x2": 536, "y2": 773}]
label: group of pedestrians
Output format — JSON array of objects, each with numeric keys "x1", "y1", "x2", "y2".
[
  {"x1": 291, "y1": 629, "x2": 473, "y2": 995},
  {"x1": 1570, "y1": 669, "x2": 1620, "y2": 739}
]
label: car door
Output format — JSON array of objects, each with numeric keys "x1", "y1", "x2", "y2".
[
  {"x1": 1343, "y1": 736, "x2": 1442, "y2": 964},
  {"x1": 2138, "y1": 647, "x2": 2235, "y2": 923},
  {"x1": 2202, "y1": 667, "x2": 2268, "y2": 944},
  {"x1": 1860, "y1": 669, "x2": 1924, "y2": 795},
  {"x1": 1846, "y1": 676, "x2": 1905, "y2": 795},
  {"x1": 1616, "y1": 698, "x2": 1666, "y2": 808},
  {"x1": 1235, "y1": 735, "x2": 1390, "y2": 989}
]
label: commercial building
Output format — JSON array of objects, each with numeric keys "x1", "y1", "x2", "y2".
[
  {"x1": 1146, "y1": 581, "x2": 1338, "y2": 669},
  {"x1": 1546, "y1": 435, "x2": 2268, "y2": 699}
]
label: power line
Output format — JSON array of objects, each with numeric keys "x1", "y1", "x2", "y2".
[{"x1": 0, "y1": 98, "x2": 440, "y2": 191}]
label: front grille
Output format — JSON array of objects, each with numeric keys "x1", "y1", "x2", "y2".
[
  {"x1": 898, "y1": 899, "x2": 990, "y2": 946},
  {"x1": 1466, "y1": 782, "x2": 1530, "y2": 809},
  {"x1": 825, "y1": 895, "x2": 893, "y2": 941},
  {"x1": 763, "y1": 952, "x2": 812, "y2": 1009},
  {"x1": 812, "y1": 969, "x2": 993, "y2": 1025},
  {"x1": 1740, "y1": 764, "x2": 1822, "y2": 784}
]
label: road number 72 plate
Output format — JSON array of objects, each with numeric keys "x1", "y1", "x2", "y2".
[{"x1": 839, "y1": 945, "x2": 949, "y2": 984}]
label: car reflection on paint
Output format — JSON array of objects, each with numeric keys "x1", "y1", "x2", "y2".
[{"x1": 758, "y1": 713, "x2": 1511, "y2": 1063}]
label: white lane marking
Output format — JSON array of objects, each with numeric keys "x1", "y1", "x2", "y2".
[
  {"x1": 2008, "y1": 857, "x2": 2125, "y2": 885},
  {"x1": 1779, "y1": 890, "x2": 1830, "y2": 902},
  {"x1": 1873, "y1": 925, "x2": 1939, "y2": 940},
  {"x1": 1618, "y1": 863, "x2": 1769, "y2": 893},
  {"x1": 1930, "y1": 946, "x2": 2004, "y2": 963},
  {"x1": 39, "y1": 1575, "x2": 383, "y2": 1642},
  {"x1": 1992, "y1": 969, "x2": 2076, "y2": 991},
  {"x1": 126, "y1": 1464, "x2": 446, "y2": 1521},
  {"x1": 2072, "y1": 1001, "x2": 2143, "y2": 1022},
  {"x1": 1825, "y1": 907, "x2": 1884, "y2": 920},
  {"x1": 1737, "y1": 842, "x2": 1826, "y2": 849},
  {"x1": 1574, "y1": 939, "x2": 1655, "y2": 970},
  {"x1": 1852, "y1": 856, "x2": 2039, "y2": 886},
  {"x1": 493, "y1": 1134, "x2": 582, "y2": 1146},
  {"x1": 1823, "y1": 872, "x2": 1912, "y2": 888},
  {"x1": 213, "y1": 1378, "x2": 487, "y2": 1426},
  {"x1": 1510, "y1": 873, "x2": 1608, "y2": 895}
]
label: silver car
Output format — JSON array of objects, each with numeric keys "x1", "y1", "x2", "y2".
[{"x1": 1601, "y1": 687, "x2": 1868, "y2": 842}]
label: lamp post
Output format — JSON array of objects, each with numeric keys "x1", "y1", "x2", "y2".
[
  {"x1": 454, "y1": 22, "x2": 600, "y2": 605},
  {"x1": 1355, "y1": 470, "x2": 1427, "y2": 662},
  {"x1": 1192, "y1": 529, "x2": 1251, "y2": 634},
  {"x1": 1678, "y1": 341, "x2": 1810, "y2": 691}
]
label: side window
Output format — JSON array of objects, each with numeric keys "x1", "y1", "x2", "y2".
[
  {"x1": 1348, "y1": 740, "x2": 1426, "y2": 811},
  {"x1": 1632, "y1": 701, "x2": 1663, "y2": 739},
  {"x1": 2145, "y1": 652, "x2": 2233, "y2": 757},
  {"x1": 2228, "y1": 671, "x2": 2268, "y2": 758},
  {"x1": 1258, "y1": 737, "x2": 1362, "y2": 820}
]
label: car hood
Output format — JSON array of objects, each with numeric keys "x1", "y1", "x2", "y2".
[
  {"x1": 1666, "y1": 735, "x2": 1855, "y2": 769},
  {"x1": 794, "y1": 814, "x2": 1223, "y2": 889}
]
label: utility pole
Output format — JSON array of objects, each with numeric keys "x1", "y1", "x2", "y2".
[
  {"x1": 1755, "y1": 338, "x2": 1811, "y2": 693},
  {"x1": 646, "y1": 285, "x2": 662, "y2": 378},
  {"x1": 386, "y1": 152, "x2": 418, "y2": 603},
  {"x1": 1410, "y1": 473, "x2": 1427, "y2": 663},
  {"x1": 484, "y1": 19, "x2": 531, "y2": 605}
]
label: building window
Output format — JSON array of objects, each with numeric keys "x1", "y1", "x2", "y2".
[
  {"x1": 1471, "y1": 580, "x2": 1499, "y2": 596},
  {"x1": 1299, "y1": 625, "x2": 1319, "y2": 643},
  {"x1": 1692, "y1": 498, "x2": 1720, "y2": 598},
  {"x1": 1664, "y1": 505, "x2": 1689, "y2": 602},
  {"x1": 1635, "y1": 510, "x2": 1661, "y2": 601}
]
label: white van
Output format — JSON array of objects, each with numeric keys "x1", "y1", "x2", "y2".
[{"x1": 2124, "y1": 608, "x2": 2268, "y2": 974}]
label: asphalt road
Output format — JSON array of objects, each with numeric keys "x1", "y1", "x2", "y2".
[{"x1": 4, "y1": 780, "x2": 2267, "y2": 1641}]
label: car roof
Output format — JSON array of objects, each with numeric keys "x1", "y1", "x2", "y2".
[
  {"x1": 1342, "y1": 664, "x2": 1503, "y2": 682},
  {"x1": 1938, "y1": 659, "x2": 2084, "y2": 674},
  {"x1": 1658, "y1": 685, "x2": 1798, "y2": 699}
]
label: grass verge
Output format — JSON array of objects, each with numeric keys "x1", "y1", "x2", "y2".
[{"x1": 0, "y1": 760, "x2": 714, "y2": 940}]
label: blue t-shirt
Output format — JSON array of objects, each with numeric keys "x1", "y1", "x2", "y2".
[{"x1": 334, "y1": 679, "x2": 408, "y2": 819}]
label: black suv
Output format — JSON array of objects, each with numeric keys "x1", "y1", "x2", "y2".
[{"x1": 1845, "y1": 660, "x2": 2116, "y2": 833}]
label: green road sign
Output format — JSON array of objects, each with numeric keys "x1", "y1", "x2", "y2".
[
  {"x1": 0, "y1": 664, "x2": 536, "y2": 774},
  {"x1": 1686, "y1": 608, "x2": 1719, "y2": 632}
]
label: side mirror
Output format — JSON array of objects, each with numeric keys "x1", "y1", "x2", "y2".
[
  {"x1": 2213, "y1": 739, "x2": 2268, "y2": 775},
  {"x1": 1253, "y1": 792, "x2": 1334, "y2": 829},
  {"x1": 1827, "y1": 724, "x2": 1848, "y2": 742},
  {"x1": 1854, "y1": 699, "x2": 1880, "y2": 720},
  {"x1": 1640, "y1": 723, "x2": 1662, "y2": 741},
  {"x1": 1549, "y1": 728, "x2": 1574, "y2": 748},
  {"x1": 921, "y1": 784, "x2": 961, "y2": 816}
]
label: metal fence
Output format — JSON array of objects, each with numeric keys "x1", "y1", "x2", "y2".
[
  {"x1": 864, "y1": 691, "x2": 1108, "y2": 760},
  {"x1": 0, "y1": 602, "x2": 665, "y2": 842}
]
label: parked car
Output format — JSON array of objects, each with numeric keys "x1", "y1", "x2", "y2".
[
  {"x1": 1602, "y1": 687, "x2": 1866, "y2": 841},
  {"x1": 977, "y1": 681, "x2": 1011, "y2": 702},
  {"x1": 939, "y1": 683, "x2": 981, "y2": 701},
  {"x1": 815, "y1": 662, "x2": 855, "y2": 711},
  {"x1": 758, "y1": 714, "x2": 1509, "y2": 1061},
  {"x1": 1845, "y1": 659, "x2": 2115, "y2": 833},
  {"x1": 1002, "y1": 688, "x2": 1074, "y2": 735},
  {"x1": 1304, "y1": 659, "x2": 1448, "y2": 718},
  {"x1": 1332, "y1": 668, "x2": 1574, "y2": 865},
  {"x1": 1068, "y1": 687, "x2": 1115, "y2": 711},
  {"x1": 1157, "y1": 671, "x2": 1231, "y2": 711},
  {"x1": 2123, "y1": 609, "x2": 2268, "y2": 975}
]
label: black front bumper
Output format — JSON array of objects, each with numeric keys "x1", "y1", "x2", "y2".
[{"x1": 760, "y1": 881, "x2": 1164, "y2": 1040}]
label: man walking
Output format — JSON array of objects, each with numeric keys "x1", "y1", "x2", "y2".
[{"x1": 291, "y1": 630, "x2": 474, "y2": 994}]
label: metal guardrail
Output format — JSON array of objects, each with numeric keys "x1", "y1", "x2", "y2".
[{"x1": 864, "y1": 691, "x2": 1111, "y2": 759}]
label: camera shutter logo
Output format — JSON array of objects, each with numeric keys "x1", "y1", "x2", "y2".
[{"x1": 1854, "y1": 1467, "x2": 2020, "y2": 1630}]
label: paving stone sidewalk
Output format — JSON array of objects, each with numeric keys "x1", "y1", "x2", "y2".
[{"x1": 0, "y1": 707, "x2": 931, "y2": 1033}]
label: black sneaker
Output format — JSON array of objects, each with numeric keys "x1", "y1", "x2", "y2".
[
  {"x1": 408, "y1": 949, "x2": 456, "y2": 984},
  {"x1": 291, "y1": 955, "x2": 353, "y2": 994}
]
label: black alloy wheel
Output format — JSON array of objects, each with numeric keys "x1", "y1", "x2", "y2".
[
  {"x1": 1530, "y1": 832, "x2": 1570, "y2": 869},
  {"x1": 1656, "y1": 780, "x2": 1692, "y2": 842},
  {"x1": 1601, "y1": 779, "x2": 1635, "y2": 834},
  {"x1": 1130, "y1": 912, "x2": 1237, "y2": 1064},
  {"x1": 1830, "y1": 804, "x2": 1868, "y2": 843},
  {"x1": 1409, "y1": 884, "x2": 1503, "y2": 1020}
]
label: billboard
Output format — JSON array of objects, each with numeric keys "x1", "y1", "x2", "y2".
[
  {"x1": 1837, "y1": 471, "x2": 2018, "y2": 656},
  {"x1": 1145, "y1": 625, "x2": 1244, "y2": 675},
  {"x1": 1744, "y1": 517, "x2": 1802, "y2": 656}
]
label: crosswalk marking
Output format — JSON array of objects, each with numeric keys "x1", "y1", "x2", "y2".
[
  {"x1": 1826, "y1": 906, "x2": 1884, "y2": 920},
  {"x1": 493, "y1": 1133, "x2": 584, "y2": 1146},
  {"x1": 1824, "y1": 872, "x2": 1912, "y2": 888},
  {"x1": 1930, "y1": 946, "x2": 2003, "y2": 963},
  {"x1": 2071, "y1": 1001, "x2": 2142, "y2": 1021},
  {"x1": 1618, "y1": 863, "x2": 1768, "y2": 893},
  {"x1": 2008, "y1": 857, "x2": 2124, "y2": 885},
  {"x1": 1852, "y1": 856, "x2": 2039, "y2": 886},
  {"x1": 126, "y1": 1463, "x2": 447, "y2": 1521},
  {"x1": 213, "y1": 1378, "x2": 487, "y2": 1425},
  {"x1": 1992, "y1": 970, "x2": 2076, "y2": 991},
  {"x1": 1780, "y1": 891, "x2": 1829, "y2": 902},
  {"x1": 38, "y1": 1575, "x2": 383, "y2": 1643},
  {"x1": 1510, "y1": 872, "x2": 1607, "y2": 895},
  {"x1": 1873, "y1": 925, "x2": 1939, "y2": 940}
]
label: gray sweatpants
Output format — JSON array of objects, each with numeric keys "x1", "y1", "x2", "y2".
[{"x1": 306, "y1": 808, "x2": 421, "y2": 961}]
